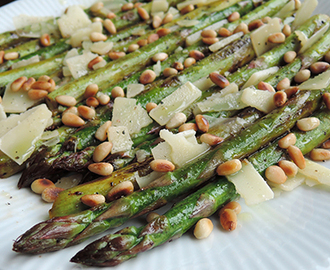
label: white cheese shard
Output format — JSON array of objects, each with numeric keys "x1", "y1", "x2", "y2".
[
  {"x1": 65, "y1": 51, "x2": 98, "y2": 79},
  {"x1": 57, "y1": 5, "x2": 92, "y2": 38},
  {"x1": 0, "y1": 104, "x2": 6, "y2": 120},
  {"x1": 126, "y1": 84, "x2": 145, "y2": 98},
  {"x1": 151, "y1": 0, "x2": 169, "y2": 15},
  {"x1": 227, "y1": 159, "x2": 274, "y2": 205},
  {"x1": 149, "y1": 82, "x2": 202, "y2": 125},
  {"x1": 193, "y1": 76, "x2": 214, "y2": 91},
  {"x1": 250, "y1": 18, "x2": 281, "y2": 57},
  {"x1": 292, "y1": 0, "x2": 318, "y2": 30},
  {"x1": 241, "y1": 87, "x2": 276, "y2": 113},
  {"x1": 269, "y1": 173, "x2": 306, "y2": 192},
  {"x1": 298, "y1": 69, "x2": 330, "y2": 90},
  {"x1": 241, "y1": 67, "x2": 279, "y2": 89},
  {"x1": 209, "y1": 32, "x2": 243, "y2": 52},
  {"x1": 69, "y1": 21, "x2": 103, "y2": 47},
  {"x1": 176, "y1": 19, "x2": 200, "y2": 27},
  {"x1": 274, "y1": 0, "x2": 295, "y2": 19},
  {"x1": 108, "y1": 126, "x2": 133, "y2": 154},
  {"x1": 111, "y1": 97, "x2": 153, "y2": 135},
  {"x1": 0, "y1": 104, "x2": 52, "y2": 165},
  {"x1": 151, "y1": 141, "x2": 172, "y2": 161},
  {"x1": 135, "y1": 171, "x2": 164, "y2": 188},
  {"x1": 297, "y1": 24, "x2": 329, "y2": 54},
  {"x1": 299, "y1": 159, "x2": 330, "y2": 186},
  {"x1": 90, "y1": 41, "x2": 114, "y2": 55}
]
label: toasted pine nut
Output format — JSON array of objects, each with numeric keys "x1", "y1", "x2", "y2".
[
  {"x1": 217, "y1": 159, "x2": 242, "y2": 176},
  {"x1": 218, "y1": 28, "x2": 232, "y2": 37},
  {"x1": 95, "y1": 120, "x2": 112, "y2": 141},
  {"x1": 220, "y1": 201, "x2": 241, "y2": 215},
  {"x1": 146, "y1": 212, "x2": 160, "y2": 223},
  {"x1": 107, "y1": 12, "x2": 116, "y2": 19},
  {"x1": 111, "y1": 86, "x2": 125, "y2": 98},
  {"x1": 55, "y1": 95, "x2": 77, "y2": 107},
  {"x1": 184, "y1": 57, "x2": 196, "y2": 68},
  {"x1": 41, "y1": 187, "x2": 64, "y2": 203},
  {"x1": 278, "y1": 133, "x2": 296, "y2": 149},
  {"x1": 48, "y1": 79, "x2": 56, "y2": 92},
  {"x1": 288, "y1": 145, "x2": 306, "y2": 169},
  {"x1": 310, "y1": 148, "x2": 330, "y2": 161},
  {"x1": 88, "y1": 162, "x2": 114, "y2": 176},
  {"x1": 209, "y1": 72, "x2": 230, "y2": 88},
  {"x1": 194, "y1": 218, "x2": 213, "y2": 239},
  {"x1": 189, "y1": 50, "x2": 205, "y2": 60},
  {"x1": 88, "y1": 56, "x2": 103, "y2": 70},
  {"x1": 157, "y1": 28, "x2": 171, "y2": 37},
  {"x1": 0, "y1": 51, "x2": 4, "y2": 64},
  {"x1": 92, "y1": 17, "x2": 103, "y2": 23},
  {"x1": 220, "y1": 209, "x2": 237, "y2": 231},
  {"x1": 173, "y1": 61, "x2": 184, "y2": 71},
  {"x1": 28, "y1": 89, "x2": 48, "y2": 100},
  {"x1": 195, "y1": 114, "x2": 209, "y2": 133},
  {"x1": 97, "y1": 93, "x2": 110, "y2": 105},
  {"x1": 262, "y1": 16, "x2": 271, "y2": 24},
  {"x1": 63, "y1": 106, "x2": 78, "y2": 116},
  {"x1": 90, "y1": 32, "x2": 107, "y2": 42},
  {"x1": 265, "y1": 165, "x2": 287, "y2": 184},
  {"x1": 107, "y1": 181, "x2": 134, "y2": 201},
  {"x1": 248, "y1": 19, "x2": 264, "y2": 31},
  {"x1": 147, "y1": 33, "x2": 159, "y2": 44},
  {"x1": 62, "y1": 112, "x2": 85, "y2": 127},
  {"x1": 4, "y1": 51, "x2": 19, "y2": 60},
  {"x1": 81, "y1": 194, "x2": 106, "y2": 207},
  {"x1": 202, "y1": 37, "x2": 219, "y2": 45},
  {"x1": 324, "y1": 51, "x2": 330, "y2": 63},
  {"x1": 178, "y1": 123, "x2": 198, "y2": 132},
  {"x1": 310, "y1": 61, "x2": 330, "y2": 74},
  {"x1": 108, "y1": 51, "x2": 126, "y2": 60},
  {"x1": 150, "y1": 159, "x2": 175, "y2": 172},
  {"x1": 137, "y1": 7, "x2": 150, "y2": 20},
  {"x1": 93, "y1": 141, "x2": 113, "y2": 162},
  {"x1": 90, "y1": 1, "x2": 104, "y2": 12},
  {"x1": 152, "y1": 15, "x2": 162, "y2": 29},
  {"x1": 86, "y1": 97, "x2": 99, "y2": 107},
  {"x1": 323, "y1": 92, "x2": 330, "y2": 110},
  {"x1": 78, "y1": 105, "x2": 95, "y2": 120},
  {"x1": 127, "y1": 43, "x2": 139, "y2": 53},
  {"x1": 278, "y1": 160, "x2": 298, "y2": 177},
  {"x1": 31, "y1": 178, "x2": 55, "y2": 194},
  {"x1": 323, "y1": 139, "x2": 330, "y2": 149},
  {"x1": 268, "y1": 32, "x2": 285, "y2": 44},
  {"x1": 38, "y1": 75, "x2": 50, "y2": 82},
  {"x1": 228, "y1": 11, "x2": 240, "y2": 22},
  {"x1": 200, "y1": 133, "x2": 224, "y2": 146},
  {"x1": 283, "y1": 51, "x2": 296, "y2": 64},
  {"x1": 152, "y1": 52, "x2": 168, "y2": 62},
  {"x1": 257, "y1": 81, "x2": 275, "y2": 92},
  {"x1": 276, "y1": 77, "x2": 290, "y2": 90},
  {"x1": 180, "y1": 4, "x2": 194, "y2": 15},
  {"x1": 40, "y1": 33, "x2": 51, "y2": 47},
  {"x1": 140, "y1": 70, "x2": 156, "y2": 84},
  {"x1": 31, "y1": 81, "x2": 51, "y2": 90},
  {"x1": 201, "y1": 29, "x2": 217, "y2": 38},
  {"x1": 284, "y1": 86, "x2": 299, "y2": 98},
  {"x1": 282, "y1": 24, "x2": 291, "y2": 37},
  {"x1": 146, "y1": 102, "x2": 157, "y2": 112},
  {"x1": 11, "y1": 76, "x2": 27, "y2": 92},
  {"x1": 103, "y1": 19, "x2": 117, "y2": 35},
  {"x1": 137, "y1": 39, "x2": 148, "y2": 47},
  {"x1": 233, "y1": 23, "x2": 249, "y2": 34},
  {"x1": 166, "y1": 112, "x2": 187, "y2": 129},
  {"x1": 84, "y1": 83, "x2": 99, "y2": 98},
  {"x1": 273, "y1": 91, "x2": 287, "y2": 107},
  {"x1": 134, "y1": 2, "x2": 143, "y2": 8},
  {"x1": 162, "y1": 13, "x2": 173, "y2": 24},
  {"x1": 294, "y1": 0, "x2": 301, "y2": 9},
  {"x1": 296, "y1": 117, "x2": 320, "y2": 131},
  {"x1": 121, "y1": 2, "x2": 134, "y2": 11},
  {"x1": 294, "y1": 69, "x2": 311, "y2": 83},
  {"x1": 163, "y1": 67, "x2": 178, "y2": 77}
]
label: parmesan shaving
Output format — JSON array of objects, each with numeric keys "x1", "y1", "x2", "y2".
[
  {"x1": 298, "y1": 69, "x2": 330, "y2": 90},
  {"x1": 292, "y1": 0, "x2": 318, "y2": 30},
  {"x1": 209, "y1": 32, "x2": 243, "y2": 52},
  {"x1": 241, "y1": 66, "x2": 279, "y2": 89}
]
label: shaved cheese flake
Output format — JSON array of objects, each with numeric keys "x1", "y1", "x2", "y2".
[
  {"x1": 227, "y1": 159, "x2": 274, "y2": 205},
  {"x1": 90, "y1": 41, "x2": 114, "y2": 55},
  {"x1": 11, "y1": 55, "x2": 40, "y2": 70},
  {"x1": 298, "y1": 24, "x2": 329, "y2": 53},
  {"x1": 63, "y1": 48, "x2": 79, "y2": 65},
  {"x1": 241, "y1": 67, "x2": 279, "y2": 89},
  {"x1": 0, "y1": 104, "x2": 6, "y2": 120},
  {"x1": 126, "y1": 84, "x2": 145, "y2": 98},
  {"x1": 250, "y1": 18, "x2": 281, "y2": 57},
  {"x1": 153, "y1": 60, "x2": 162, "y2": 76},
  {"x1": 69, "y1": 21, "x2": 102, "y2": 47},
  {"x1": 108, "y1": 126, "x2": 133, "y2": 154},
  {"x1": 152, "y1": 141, "x2": 172, "y2": 161},
  {"x1": 292, "y1": 0, "x2": 318, "y2": 30},
  {"x1": 151, "y1": 0, "x2": 169, "y2": 15},
  {"x1": 274, "y1": 0, "x2": 295, "y2": 19},
  {"x1": 269, "y1": 173, "x2": 306, "y2": 192},
  {"x1": 136, "y1": 171, "x2": 164, "y2": 188},
  {"x1": 149, "y1": 82, "x2": 201, "y2": 125},
  {"x1": 176, "y1": 19, "x2": 200, "y2": 27},
  {"x1": 299, "y1": 159, "x2": 330, "y2": 186},
  {"x1": 241, "y1": 87, "x2": 276, "y2": 113},
  {"x1": 193, "y1": 76, "x2": 214, "y2": 91},
  {"x1": 92, "y1": 58, "x2": 107, "y2": 70},
  {"x1": 66, "y1": 51, "x2": 98, "y2": 79},
  {"x1": 299, "y1": 69, "x2": 330, "y2": 90},
  {"x1": 209, "y1": 32, "x2": 243, "y2": 52}
]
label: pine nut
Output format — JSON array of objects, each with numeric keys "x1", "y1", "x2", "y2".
[
  {"x1": 195, "y1": 114, "x2": 209, "y2": 133},
  {"x1": 283, "y1": 51, "x2": 296, "y2": 64},
  {"x1": 209, "y1": 72, "x2": 230, "y2": 88},
  {"x1": 184, "y1": 57, "x2": 196, "y2": 68},
  {"x1": 173, "y1": 61, "x2": 184, "y2": 71},
  {"x1": 294, "y1": 69, "x2": 310, "y2": 83},
  {"x1": 257, "y1": 81, "x2": 275, "y2": 92},
  {"x1": 310, "y1": 61, "x2": 330, "y2": 74},
  {"x1": 63, "y1": 106, "x2": 78, "y2": 116},
  {"x1": 121, "y1": 2, "x2": 134, "y2": 11},
  {"x1": 217, "y1": 159, "x2": 242, "y2": 176},
  {"x1": 282, "y1": 24, "x2": 291, "y2": 37},
  {"x1": 107, "y1": 12, "x2": 116, "y2": 19},
  {"x1": 108, "y1": 51, "x2": 126, "y2": 60},
  {"x1": 276, "y1": 77, "x2": 290, "y2": 90},
  {"x1": 294, "y1": 0, "x2": 301, "y2": 9},
  {"x1": 88, "y1": 162, "x2": 114, "y2": 176},
  {"x1": 93, "y1": 141, "x2": 113, "y2": 162},
  {"x1": 146, "y1": 212, "x2": 160, "y2": 223},
  {"x1": 78, "y1": 105, "x2": 95, "y2": 120},
  {"x1": 194, "y1": 218, "x2": 213, "y2": 239},
  {"x1": 248, "y1": 19, "x2": 264, "y2": 31},
  {"x1": 296, "y1": 117, "x2": 320, "y2": 131},
  {"x1": 233, "y1": 23, "x2": 249, "y2": 34},
  {"x1": 322, "y1": 139, "x2": 330, "y2": 149},
  {"x1": 95, "y1": 120, "x2": 112, "y2": 141},
  {"x1": 107, "y1": 181, "x2": 134, "y2": 201},
  {"x1": 287, "y1": 145, "x2": 306, "y2": 169},
  {"x1": 202, "y1": 37, "x2": 219, "y2": 45},
  {"x1": 146, "y1": 102, "x2": 157, "y2": 112},
  {"x1": 0, "y1": 51, "x2": 4, "y2": 64},
  {"x1": 178, "y1": 123, "x2": 198, "y2": 132},
  {"x1": 28, "y1": 89, "x2": 48, "y2": 100},
  {"x1": 97, "y1": 93, "x2": 110, "y2": 105},
  {"x1": 220, "y1": 209, "x2": 237, "y2": 231},
  {"x1": 220, "y1": 201, "x2": 241, "y2": 215},
  {"x1": 4, "y1": 51, "x2": 19, "y2": 60},
  {"x1": 127, "y1": 43, "x2": 139, "y2": 53},
  {"x1": 273, "y1": 91, "x2": 287, "y2": 107},
  {"x1": 323, "y1": 92, "x2": 330, "y2": 110},
  {"x1": 200, "y1": 133, "x2": 224, "y2": 146},
  {"x1": 147, "y1": 33, "x2": 159, "y2": 44},
  {"x1": 90, "y1": 32, "x2": 107, "y2": 42},
  {"x1": 218, "y1": 28, "x2": 232, "y2": 37},
  {"x1": 84, "y1": 83, "x2": 99, "y2": 98},
  {"x1": 41, "y1": 187, "x2": 64, "y2": 203},
  {"x1": 180, "y1": 4, "x2": 194, "y2": 15},
  {"x1": 39, "y1": 33, "x2": 51, "y2": 47},
  {"x1": 103, "y1": 19, "x2": 117, "y2": 35},
  {"x1": 310, "y1": 148, "x2": 330, "y2": 161},
  {"x1": 262, "y1": 16, "x2": 271, "y2": 23},
  {"x1": 137, "y1": 39, "x2": 148, "y2": 47},
  {"x1": 86, "y1": 97, "x2": 99, "y2": 107},
  {"x1": 62, "y1": 112, "x2": 85, "y2": 127},
  {"x1": 92, "y1": 17, "x2": 103, "y2": 23},
  {"x1": 278, "y1": 160, "x2": 298, "y2": 177},
  {"x1": 31, "y1": 178, "x2": 55, "y2": 194},
  {"x1": 189, "y1": 50, "x2": 205, "y2": 60},
  {"x1": 157, "y1": 28, "x2": 171, "y2": 37},
  {"x1": 162, "y1": 13, "x2": 173, "y2": 24},
  {"x1": 166, "y1": 112, "x2": 187, "y2": 129},
  {"x1": 150, "y1": 159, "x2": 175, "y2": 172},
  {"x1": 134, "y1": 2, "x2": 143, "y2": 8},
  {"x1": 48, "y1": 79, "x2": 56, "y2": 92},
  {"x1": 140, "y1": 70, "x2": 156, "y2": 84},
  {"x1": 31, "y1": 81, "x2": 51, "y2": 90},
  {"x1": 152, "y1": 52, "x2": 168, "y2": 62},
  {"x1": 81, "y1": 194, "x2": 106, "y2": 207},
  {"x1": 278, "y1": 133, "x2": 296, "y2": 149},
  {"x1": 284, "y1": 86, "x2": 299, "y2": 99},
  {"x1": 324, "y1": 51, "x2": 330, "y2": 63},
  {"x1": 201, "y1": 29, "x2": 217, "y2": 38},
  {"x1": 11, "y1": 76, "x2": 27, "y2": 92},
  {"x1": 55, "y1": 95, "x2": 77, "y2": 107},
  {"x1": 163, "y1": 67, "x2": 178, "y2": 77},
  {"x1": 268, "y1": 32, "x2": 285, "y2": 44},
  {"x1": 265, "y1": 165, "x2": 287, "y2": 184},
  {"x1": 152, "y1": 15, "x2": 162, "y2": 29},
  {"x1": 228, "y1": 11, "x2": 240, "y2": 22},
  {"x1": 137, "y1": 7, "x2": 150, "y2": 20},
  {"x1": 111, "y1": 86, "x2": 125, "y2": 98},
  {"x1": 90, "y1": 1, "x2": 104, "y2": 13},
  {"x1": 38, "y1": 75, "x2": 50, "y2": 82}
]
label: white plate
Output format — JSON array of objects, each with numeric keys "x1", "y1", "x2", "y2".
[{"x1": 1, "y1": 1, "x2": 330, "y2": 270}]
